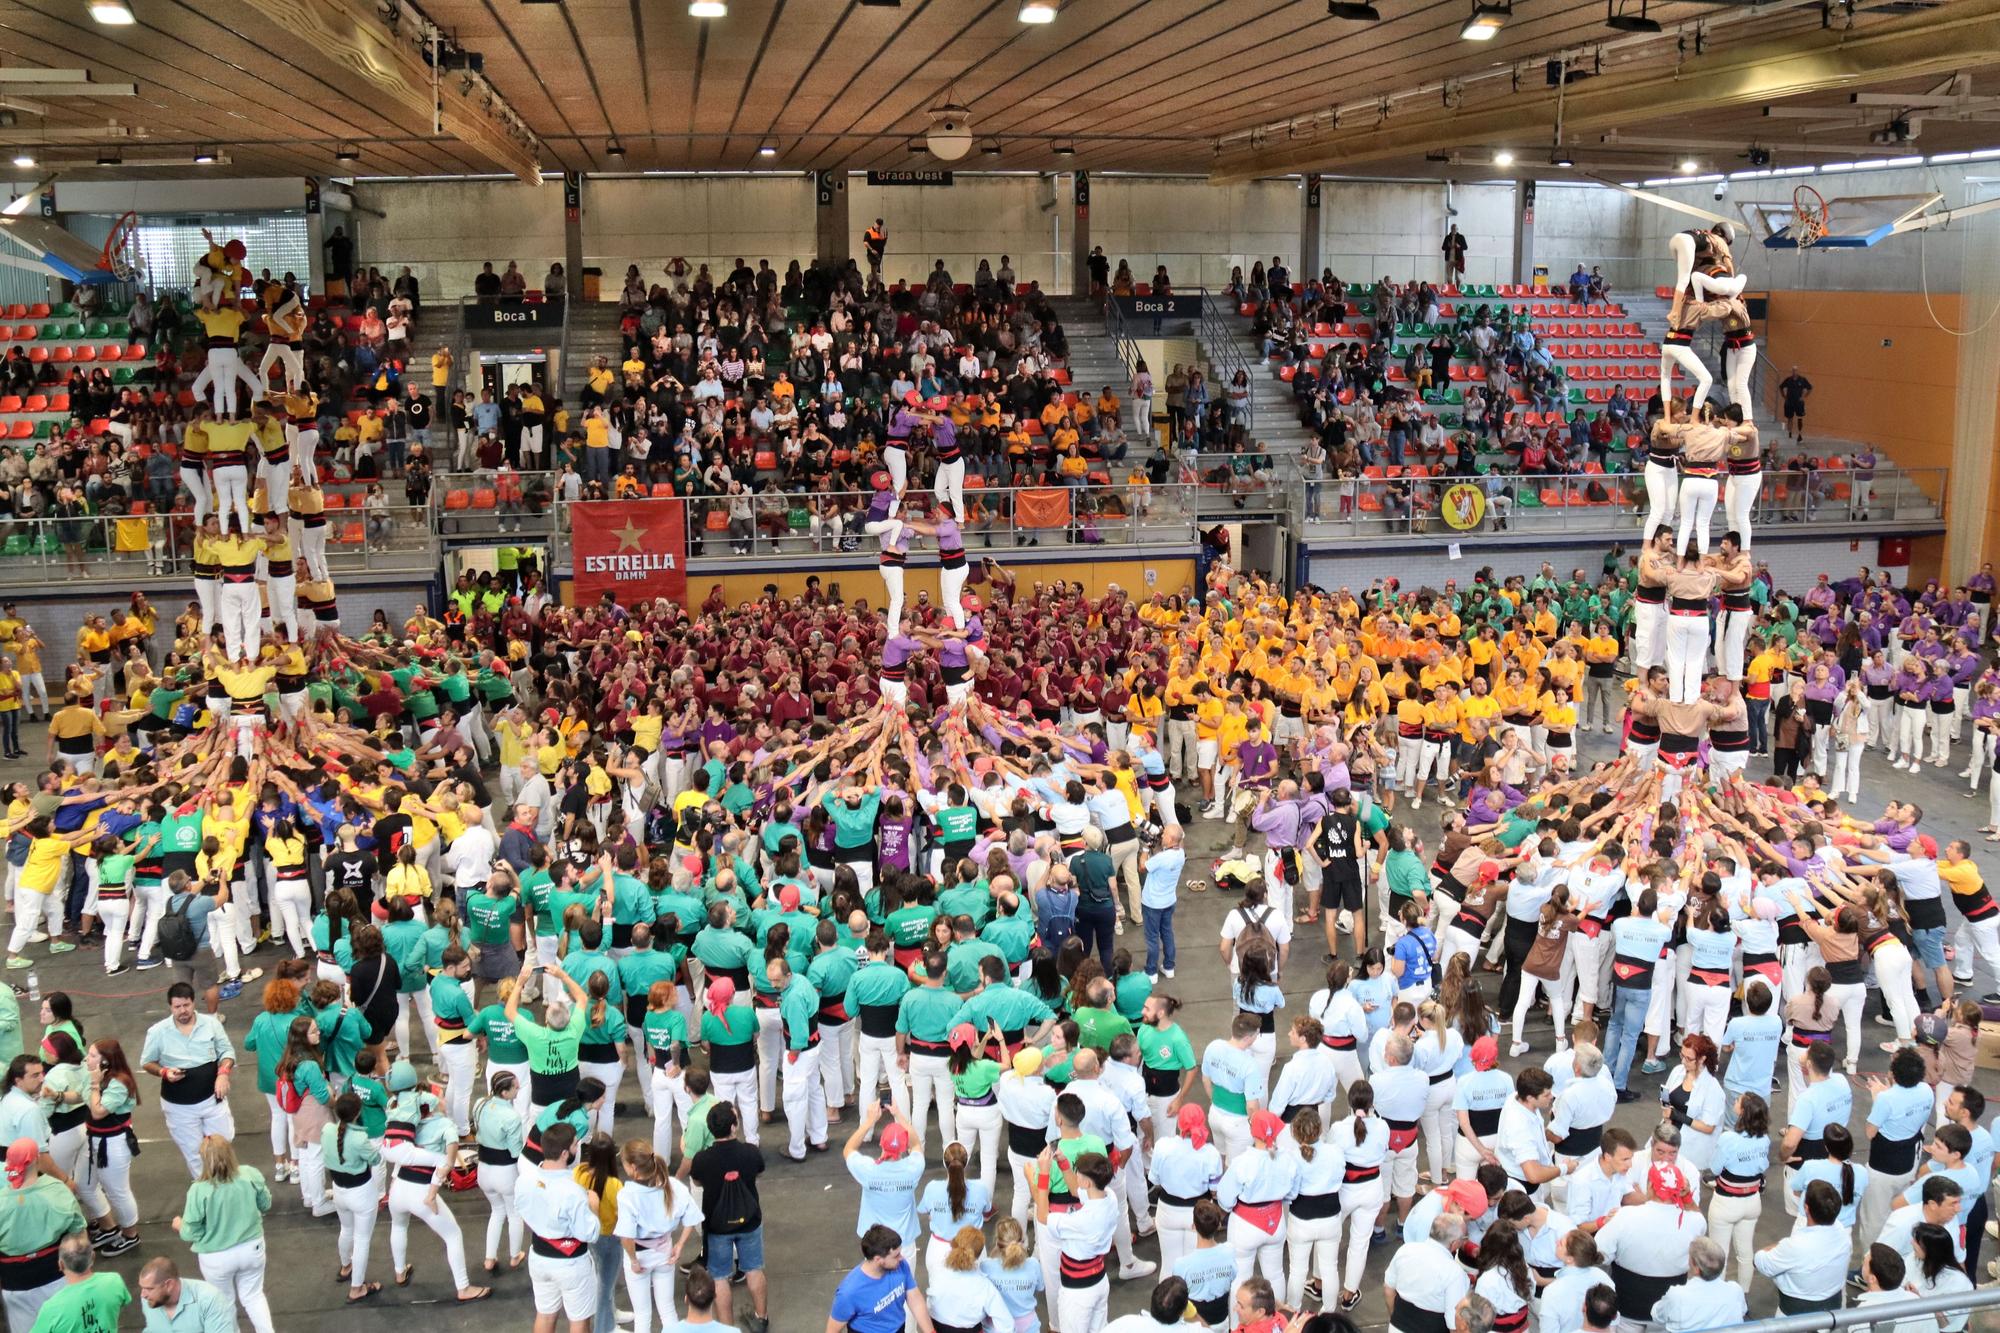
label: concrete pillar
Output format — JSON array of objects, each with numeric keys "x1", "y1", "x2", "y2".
[
  {"x1": 1300, "y1": 176, "x2": 1322, "y2": 281},
  {"x1": 304, "y1": 178, "x2": 326, "y2": 295},
  {"x1": 1512, "y1": 180, "x2": 1537, "y2": 286},
  {"x1": 563, "y1": 172, "x2": 585, "y2": 298},
  {"x1": 1070, "y1": 170, "x2": 1091, "y2": 296},
  {"x1": 814, "y1": 169, "x2": 850, "y2": 265}
]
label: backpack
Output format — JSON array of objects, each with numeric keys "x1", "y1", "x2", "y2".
[
  {"x1": 274, "y1": 1074, "x2": 304, "y2": 1115},
  {"x1": 1037, "y1": 884, "x2": 1077, "y2": 956},
  {"x1": 1236, "y1": 904, "x2": 1277, "y2": 954},
  {"x1": 157, "y1": 894, "x2": 199, "y2": 962}
]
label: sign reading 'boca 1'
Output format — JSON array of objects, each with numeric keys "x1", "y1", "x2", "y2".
[{"x1": 571, "y1": 499, "x2": 688, "y2": 605}]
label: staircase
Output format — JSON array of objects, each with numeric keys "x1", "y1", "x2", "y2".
[
  {"x1": 560, "y1": 302, "x2": 626, "y2": 404},
  {"x1": 1045, "y1": 297, "x2": 1134, "y2": 403},
  {"x1": 1196, "y1": 319, "x2": 1318, "y2": 454}
]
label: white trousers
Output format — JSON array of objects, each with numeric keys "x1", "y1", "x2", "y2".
[
  {"x1": 624, "y1": 1251, "x2": 680, "y2": 1333},
  {"x1": 219, "y1": 582, "x2": 261, "y2": 661},
  {"x1": 1705, "y1": 1189, "x2": 1762, "y2": 1288},
  {"x1": 162, "y1": 1096, "x2": 235, "y2": 1177},
  {"x1": 856, "y1": 1034, "x2": 909, "y2": 1118},
  {"x1": 1633, "y1": 601, "x2": 1668, "y2": 670},
  {"x1": 1895, "y1": 706, "x2": 1928, "y2": 766},
  {"x1": 908, "y1": 1052, "x2": 955, "y2": 1155},
  {"x1": 1684, "y1": 981, "x2": 1730, "y2": 1047},
  {"x1": 1718, "y1": 609, "x2": 1753, "y2": 681},
  {"x1": 258, "y1": 342, "x2": 304, "y2": 393},
  {"x1": 479, "y1": 1160, "x2": 525, "y2": 1264},
  {"x1": 1665, "y1": 614, "x2": 1709, "y2": 704},
  {"x1": 194, "y1": 347, "x2": 263, "y2": 416},
  {"x1": 198, "y1": 1237, "x2": 276, "y2": 1333},
  {"x1": 1228, "y1": 1213, "x2": 1287, "y2": 1285},
  {"x1": 1641, "y1": 462, "x2": 1679, "y2": 542},
  {"x1": 0, "y1": 1282, "x2": 59, "y2": 1333},
  {"x1": 712, "y1": 1069, "x2": 759, "y2": 1148},
  {"x1": 1055, "y1": 1275, "x2": 1107, "y2": 1333},
  {"x1": 211, "y1": 463, "x2": 252, "y2": 535},
  {"x1": 1676, "y1": 475, "x2": 1718, "y2": 555},
  {"x1": 1285, "y1": 1210, "x2": 1345, "y2": 1308},
  {"x1": 181, "y1": 465, "x2": 211, "y2": 526},
  {"x1": 78, "y1": 1130, "x2": 137, "y2": 1227},
  {"x1": 439, "y1": 1039, "x2": 478, "y2": 1136},
  {"x1": 1332, "y1": 1176, "x2": 1385, "y2": 1294},
  {"x1": 1723, "y1": 471, "x2": 1761, "y2": 548},
  {"x1": 935, "y1": 458, "x2": 966, "y2": 522},
  {"x1": 781, "y1": 1043, "x2": 828, "y2": 1158},
  {"x1": 957, "y1": 1099, "x2": 1004, "y2": 1199},
  {"x1": 334, "y1": 1176, "x2": 383, "y2": 1288},
  {"x1": 387, "y1": 1176, "x2": 473, "y2": 1290},
  {"x1": 1873, "y1": 941, "x2": 1920, "y2": 1042}
]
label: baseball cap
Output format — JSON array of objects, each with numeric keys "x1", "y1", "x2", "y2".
[
  {"x1": 1012, "y1": 1047, "x2": 1044, "y2": 1077},
  {"x1": 879, "y1": 1123, "x2": 911, "y2": 1159},
  {"x1": 777, "y1": 884, "x2": 801, "y2": 912},
  {"x1": 949, "y1": 1023, "x2": 979, "y2": 1052}
]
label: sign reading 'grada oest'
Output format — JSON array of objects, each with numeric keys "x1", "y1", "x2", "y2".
[{"x1": 571, "y1": 499, "x2": 688, "y2": 606}]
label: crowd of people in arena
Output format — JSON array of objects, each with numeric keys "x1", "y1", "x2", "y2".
[{"x1": 0, "y1": 500, "x2": 1988, "y2": 1332}]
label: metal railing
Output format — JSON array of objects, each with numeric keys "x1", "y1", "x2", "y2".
[
  {"x1": 1711, "y1": 1284, "x2": 2000, "y2": 1333},
  {"x1": 1298, "y1": 466, "x2": 1945, "y2": 539},
  {"x1": 547, "y1": 481, "x2": 1202, "y2": 566},
  {"x1": 0, "y1": 504, "x2": 438, "y2": 584},
  {"x1": 1199, "y1": 288, "x2": 1254, "y2": 433},
  {"x1": 1123, "y1": 252, "x2": 1676, "y2": 304}
]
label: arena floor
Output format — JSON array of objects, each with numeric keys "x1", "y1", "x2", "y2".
[{"x1": 3, "y1": 721, "x2": 1995, "y2": 1332}]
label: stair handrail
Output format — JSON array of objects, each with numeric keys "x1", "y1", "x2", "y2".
[
  {"x1": 1098, "y1": 287, "x2": 1142, "y2": 384},
  {"x1": 1198, "y1": 287, "x2": 1253, "y2": 432}
]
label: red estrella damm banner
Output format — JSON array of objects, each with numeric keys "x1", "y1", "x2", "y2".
[{"x1": 571, "y1": 498, "x2": 689, "y2": 607}]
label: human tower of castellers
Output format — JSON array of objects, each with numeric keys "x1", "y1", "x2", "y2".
[{"x1": 0, "y1": 223, "x2": 1993, "y2": 1333}]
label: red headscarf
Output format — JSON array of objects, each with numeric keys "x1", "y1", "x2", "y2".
[{"x1": 1177, "y1": 1103, "x2": 1209, "y2": 1150}]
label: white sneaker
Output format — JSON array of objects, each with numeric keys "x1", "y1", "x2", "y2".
[
  {"x1": 1509, "y1": 1042, "x2": 1530, "y2": 1058},
  {"x1": 1336, "y1": 911, "x2": 1353, "y2": 933},
  {"x1": 1410, "y1": 798, "x2": 1423, "y2": 810},
  {"x1": 1118, "y1": 1261, "x2": 1158, "y2": 1282},
  {"x1": 1161, "y1": 968, "x2": 1175, "y2": 979}
]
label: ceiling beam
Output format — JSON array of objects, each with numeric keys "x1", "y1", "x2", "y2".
[
  {"x1": 234, "y1": 0, "x2": 542, "y2": 184},
  {"x1": 1210, "y1": 0, "x2": 2000, "y2": 182}
]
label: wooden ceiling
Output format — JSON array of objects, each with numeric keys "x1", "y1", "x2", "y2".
[{"x1": 0, "y1": 0, "x2": 1996, "y2": 180}]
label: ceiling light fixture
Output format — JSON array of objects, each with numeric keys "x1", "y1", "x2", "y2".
[
  {"x1": 1550, "y1": 150, "x2": 1575, "y2": 167},
  {"x1": 10, "y1": 153, "x2": 32, "y2": 169},
  {"x1": 1018, "y1": 1, "x2": 1058, "y2": 23},
  {"x1": 1052, "y1": 140, "x2": 1076, "y2": 155},
  {"x1": 605, "y1": 138, "x2": 626, "y2": 159},
  {"x1": 335, "y1": 142, "x2": 360, "y2": 161},
  {"x1": 1605, "y1": 0, "x2": 1659, "y2": 33},
  {"x1": 757, "y1": 143, "x2": 776, "y2": 157},
  {"x1": 1327, "y1": 1, "x2": 1382, "y2": 17},
  {"x1": 688, "y1": 0, "x2": 726, "y2": 16},
  {"x1": 88, "y1": 0, "x2": 135, "y2": 22},
  {"x1": 193, "y1": 149, "x2": 217, "y2": 164},
  {"x1": 95, "y1": 151, "x2": 122, "y2": 166},
  {"x1": 1459, "y1": 0, "x2": 1509, "y2": 40},
  {"x1": 981, "y1": 140, "x2": 1002, "y2": 155},
  {"x1": 1493, "y1": 149, "x2": 1514, "y2": 166},
  {"x1": 857, "y1": 0, "x2": 902, "y2": 6},
  {"x1": 1678, "y1": 157, "x2": 1699, "y2": 173}
]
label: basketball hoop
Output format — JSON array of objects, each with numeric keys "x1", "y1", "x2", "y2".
[
  {"x1": 1791, "y1": 185, "x2": 1830, "y2": 249},
  {"x1": 98, "y1": 211, "x2": 139, "y2": 281}
]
